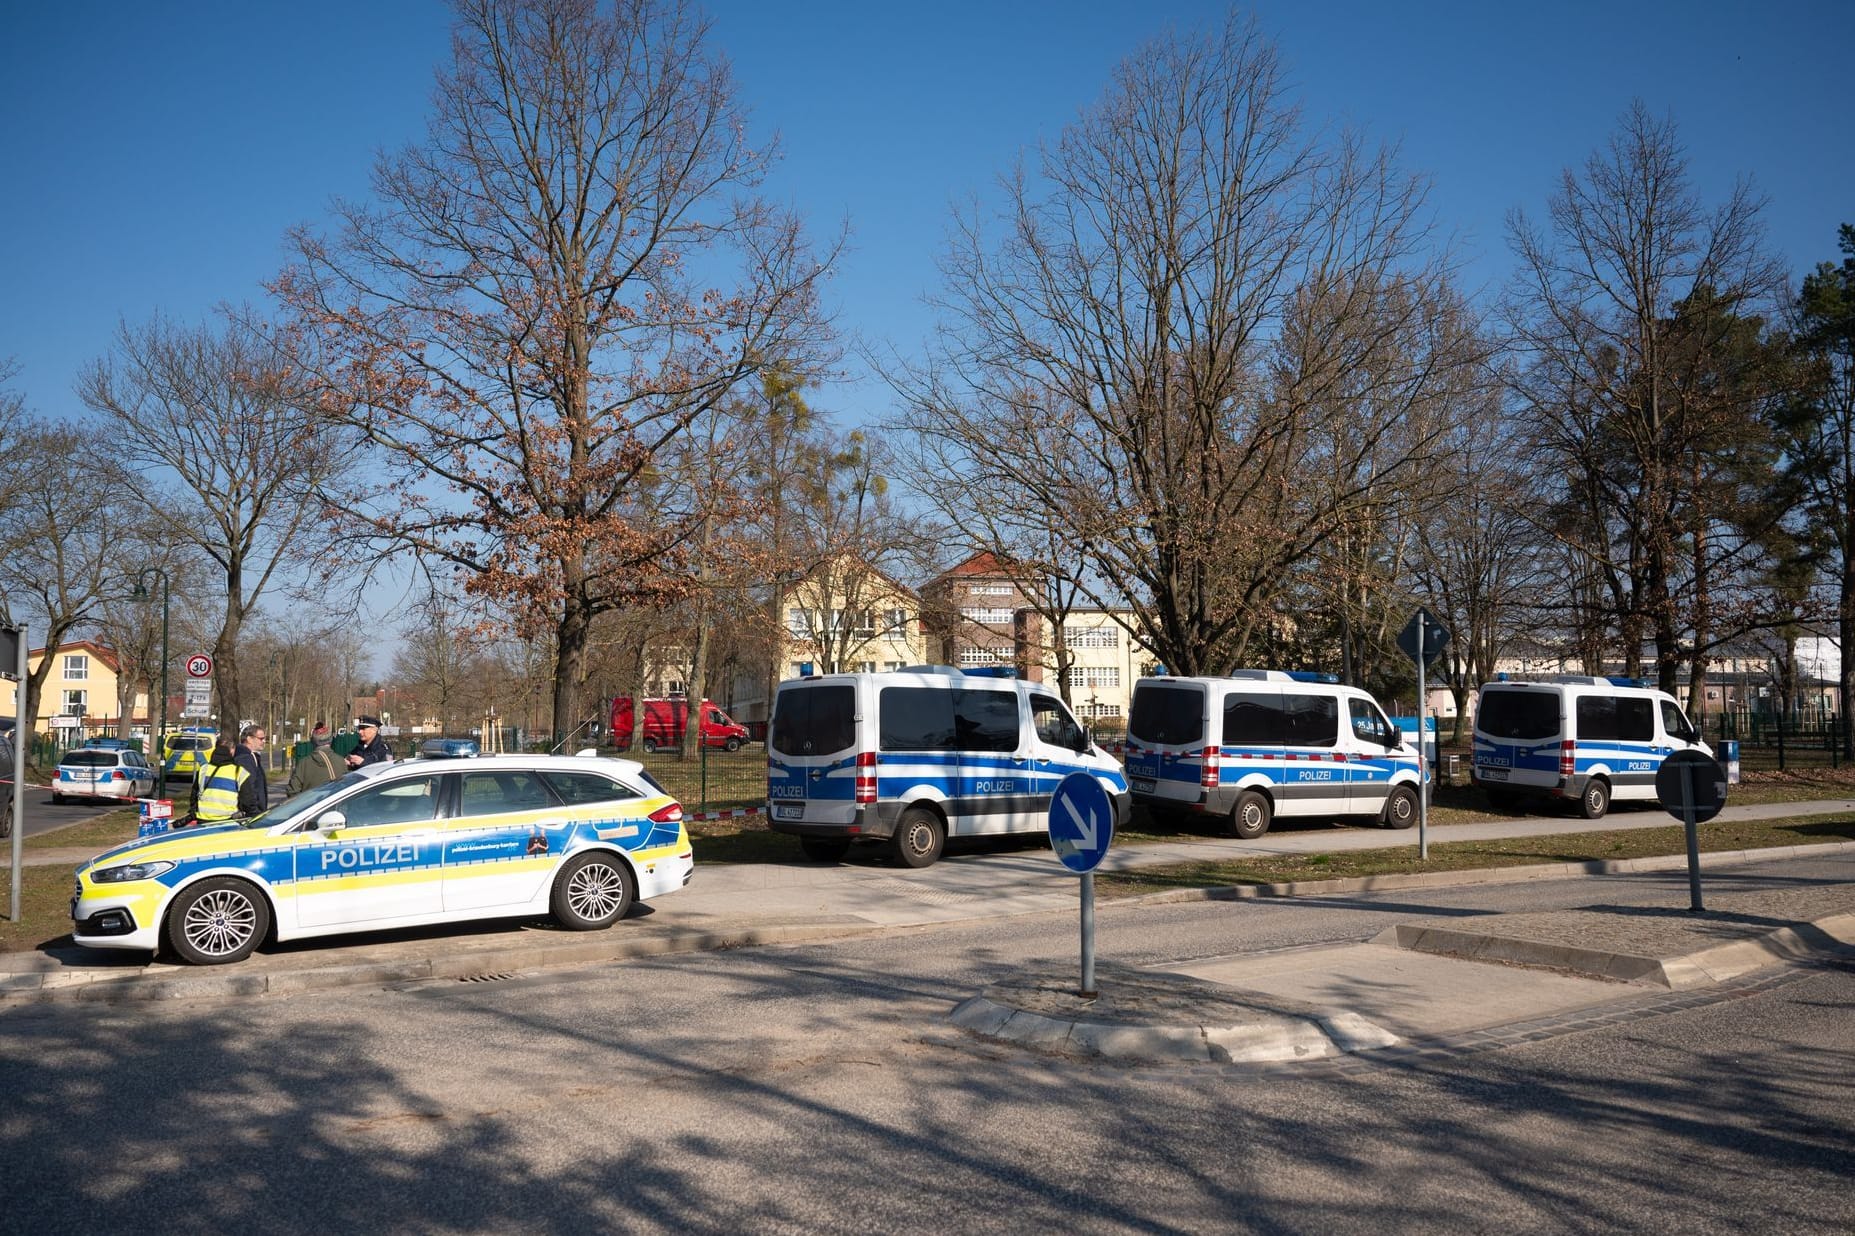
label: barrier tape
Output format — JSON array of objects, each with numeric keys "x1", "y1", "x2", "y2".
[{"x1": 684, "y1": 806, "x2": 766, "y2": 822}]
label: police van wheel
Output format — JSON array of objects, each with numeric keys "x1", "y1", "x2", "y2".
[
  {"x1": 1580, "y1": 778, "x2": 1611, "y2": 820},
  {"x1": 891, "y1": 808, "x2": 945, "y2": 868},
  {"x1": 1382, "y1": 786, "x2": 1418, "y2": 830},
  {"x1": 165, "y1": 878, "x2": 270, "y2": 965},
  {"x1": 551, "y1": 852, "x2": 636, "y2": 930},
  {"x1": 800, "y1": 836, "x2": 852, "y2": 862},
  {"x1": 1229, "y1": 791, "x2": 1271, "y2": 840}
]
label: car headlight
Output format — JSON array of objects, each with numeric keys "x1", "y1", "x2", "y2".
[{"x1": 91, "y1": 860, "x2": 176, "y2": 884}]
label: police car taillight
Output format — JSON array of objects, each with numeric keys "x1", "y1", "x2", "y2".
[
  {"x1": 855, "y1": 751, "x2": 878, "y2": 804},
  {"x1": 1200, "y1": 748, "x2": 1220, "y2": 790},
  {"x1": 648, "y1": 802, "x2": 684, "y2": 824},
  {"x1": 1559, "y1": 740, "x2": 1576, "y2": 779}
]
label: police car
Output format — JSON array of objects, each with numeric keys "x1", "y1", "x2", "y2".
[{"x1": 70, "y1": 746, "x2": 695, "y2": 964}]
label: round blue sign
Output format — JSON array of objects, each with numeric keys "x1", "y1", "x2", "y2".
[{"x1": 1049, "y1": 772, "x2": 1115, "y2": 874}]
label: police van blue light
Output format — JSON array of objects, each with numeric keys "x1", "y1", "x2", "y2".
[
  {"x1": 1124, "y1": 671, "x2": 1421, "y2": 838},
  {"x1": 765, "y1": 666, "x2": 1129, "y2": 867}
]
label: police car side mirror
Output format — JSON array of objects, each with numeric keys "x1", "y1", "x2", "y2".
[{"x1": 311, "y1": 810, "x2": 346, "y2": 832}]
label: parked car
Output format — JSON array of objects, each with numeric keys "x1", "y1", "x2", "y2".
[
  {"x1": 71, "y1": 748, "x2": 695, "y2": 965},
  {"x1": 55, "y1": 748, "x2": 159, "y2": 804}
]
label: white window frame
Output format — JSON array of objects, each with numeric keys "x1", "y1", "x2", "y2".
[
  {"x1": 63, "y1": 689, "x2": 88, "y2": 714},
  {"x1": 63, "y1": 654, "x2": 90, "y2": 680}
]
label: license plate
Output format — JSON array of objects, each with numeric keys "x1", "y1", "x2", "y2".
[
  {"x1": 1131, "y1": 778, "x2": 1156, "y2": 794},
  {"x1": 773, "y1": 802, "x2": 804, "y2": 821},
  {"x1": 1481, "y1": 767, "x2": 1507, "y2": 781}
]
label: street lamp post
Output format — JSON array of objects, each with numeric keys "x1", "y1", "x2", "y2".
[{"x1": 132, "y1": 568, "x2": 170, "y2": 770}]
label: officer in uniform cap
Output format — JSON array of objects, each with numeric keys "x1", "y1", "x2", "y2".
[{"x1": 346, "y1": 716, "x2": 394, "y2": 770}]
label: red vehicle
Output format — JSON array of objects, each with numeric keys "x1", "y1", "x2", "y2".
[{"x1": 609, "y1": 697, "x2": 750, "y2": 753}]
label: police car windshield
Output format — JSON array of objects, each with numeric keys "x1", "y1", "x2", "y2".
[{"x1": 245, "y1": 771, "x2": 370, "y2": 829}]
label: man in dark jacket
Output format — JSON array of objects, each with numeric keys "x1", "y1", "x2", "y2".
[{"x1": 345, "y1": 716, "x2": 393, "y2": 770}]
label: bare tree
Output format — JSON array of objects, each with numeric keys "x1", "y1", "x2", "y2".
[
  {"x1": 78, "y1": 313, "x2": 348, "y2": 729},
  {"x1": 891, "y1": 16, "x2": 1475, "y2": 676},
  {"x1": 1504, "y1": 101, "x2": 1791, "y2": 697},
  {"x1": 275, "y1": 0, "x2": 836, "y2": 743},
  {"x1": 0, "y1": 419, "x2": 156, "y2": 742}
]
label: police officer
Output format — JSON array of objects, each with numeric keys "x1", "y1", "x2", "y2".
[
  {"x1": 190, "y1": 738, "x2": 253, "y2": 825},
  {"x1": 345, "y1": 716, "x2": 393, "y2": 770}
]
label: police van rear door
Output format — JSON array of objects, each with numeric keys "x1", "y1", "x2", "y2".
[{"x1": 768, "y1": 680, "x2": 858, "y2": 824}]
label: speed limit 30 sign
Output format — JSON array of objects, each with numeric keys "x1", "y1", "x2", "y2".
[{"x1": 186, "y1": 653, "x2": 214, "y2": 678}]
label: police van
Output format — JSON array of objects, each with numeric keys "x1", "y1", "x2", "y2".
[
  {"x1": 766, "y1": 666, "x2": 1129, "y2": 868},
  {"x1": 1471, "y1": 676, "x2": 1710, "y2": 818},
  {"x1": 1124, "y1": 671, "x2": 1422, "y2": 839}
]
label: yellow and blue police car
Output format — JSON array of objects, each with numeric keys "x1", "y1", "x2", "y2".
[{"x1": 70, "y1": 743, "x2": 695, "y2": 965}]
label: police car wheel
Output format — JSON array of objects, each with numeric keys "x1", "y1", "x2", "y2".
[
  {"x1": 166, "y1": 878, "x2": 270, "y2": 965},
  {"x1": 800, "y1": 836, "x2": 852, "y2": 862},
  {"x1": 1230, "y1": 790, "x2": 1271, "y2": 840},
  {"x1": 1580, "y1": 778, "x2": 1611, "y2": 820},
  {"x1": 890, "y1": 807, "x2": 945, "y2": 868},
  {"x1": 1382, "y1": 786, "x2": 1418, "y2": 830},
  {"x1": 551, "y1": 852, "x2": 635, "y2": 930}
]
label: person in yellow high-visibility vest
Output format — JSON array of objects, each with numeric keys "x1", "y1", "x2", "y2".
[{"x1": 190, "y1": 738, "x2": 252, "y2": 825}]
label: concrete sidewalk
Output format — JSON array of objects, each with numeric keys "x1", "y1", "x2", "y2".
[{"x1": 5, "y1": 803, "x2": 1854, "y2": 1068}]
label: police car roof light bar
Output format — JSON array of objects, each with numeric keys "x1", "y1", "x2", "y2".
[{"x1": 1284, "y1": 670, "x2": 1341, "y2": 684}]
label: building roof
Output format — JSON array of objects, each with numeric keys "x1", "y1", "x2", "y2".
[{"x1": 28, "y1": 639, "x2": 122, "y2": 674}]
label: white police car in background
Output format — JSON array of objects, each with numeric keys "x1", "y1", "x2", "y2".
[
  {"x1": 54, "y1": 746, "x2": 159, "y2": 804},
  {"x1": 70, "y1": 744, "x2": 694, "y2": 964}
]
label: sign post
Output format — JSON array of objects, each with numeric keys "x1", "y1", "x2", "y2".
[
  {"x1": 4, "y1": 625, "x2": 25, "y2": 921},
  {"x1": 1655, "y1": 749, "x2": 1728, "y2": 912},
  {"x1": 1049, "y1": 772, "x2": 1115, "y2": 998},
  {"x1": 1396, "y1": 608, "x2": 1451, "y2": 860}
]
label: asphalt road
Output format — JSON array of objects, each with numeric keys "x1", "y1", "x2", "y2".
[{"x1": 2, "y1": 855, "x2": 1850, "y2": 1233}]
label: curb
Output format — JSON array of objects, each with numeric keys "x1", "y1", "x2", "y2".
[
  {"x1": 0, "y1": 919, "x2": 886, "y2": 1006},
  {"x1": 1379, "y1": 908, "x2": 1855, "y2": 990},
  {"x1": 1112, "y1": 839, "x2": 1855, "y2": 907},
  {"x1": 947, "y1": 996, "x2": 1400, "y2": 1064}
]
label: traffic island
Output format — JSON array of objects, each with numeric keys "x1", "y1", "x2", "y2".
[{"x1": 949, "y1": 960, "x2": 1399, "y2": 1064}]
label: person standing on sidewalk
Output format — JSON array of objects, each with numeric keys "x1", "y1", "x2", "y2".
[
  {"x1": 232, "y1": 725, "x2": 271, "y2": 816},
  {"x1": 287, "y1": 721, "x2": 344, "y2": 795},
  {"x1": 189, "y1": 737, "x2": 252, "y2": 825}
]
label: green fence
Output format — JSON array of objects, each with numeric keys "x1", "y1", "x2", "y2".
[{"x1": 1709, "y1": 713, "x2": 1848, "y2": 771}]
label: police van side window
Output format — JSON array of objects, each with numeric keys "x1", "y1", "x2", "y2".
[
  {"x1": 1350, "y1": 699, "x2": 1391, "y2": 744},
  {"x1": 1223, "y1": 693, "x2": 1282, "y2": 745},
  {"x1": 1478, "y1": 691, "x2": 1559, "y2": 740},
  {"x1": 1282, "y1": 694, "x2": 1338, "y2": 747},
  {"x1": 1030, "y1": 695, "x2": 1087, "y2": 751},
  {"x1": 771, "y1": 684, "x2": 856, "y2": 756},
  {"x1": 1130, "y1": 685, "x2": 1204, "y2": 745},
  {"x1": 1577, "y1": 696, "x2": 1654, "y2": 742},
  {"x1": 1660, "y1": 699, "x2": 1696, "y2": 741},
  {"x1": 954, "y1": 689, "x2": 1020, "y2": 752},
  {"x1": 880, "y1": 687, "x2": 957, "y2": 751}
]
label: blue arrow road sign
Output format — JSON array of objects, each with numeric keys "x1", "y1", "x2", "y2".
[{"x1": 1049, "y1": 772, "x2": 1114, "y2": 874}]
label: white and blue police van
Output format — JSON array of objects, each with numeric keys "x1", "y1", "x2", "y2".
[
  {"x1": 766, "y1": 665, "x2": 1130, "y2": 868},
  {"x1": 1471, "y1": 675, "x2": 1710, "y2": 818},
  {"x1": 1124, "y1": 671, "x2": 1421, "y2": 839}
]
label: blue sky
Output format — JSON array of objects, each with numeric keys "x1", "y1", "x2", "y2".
[{"x1": 2, "y1": 0, "x2": 1849, "y2": 430}]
